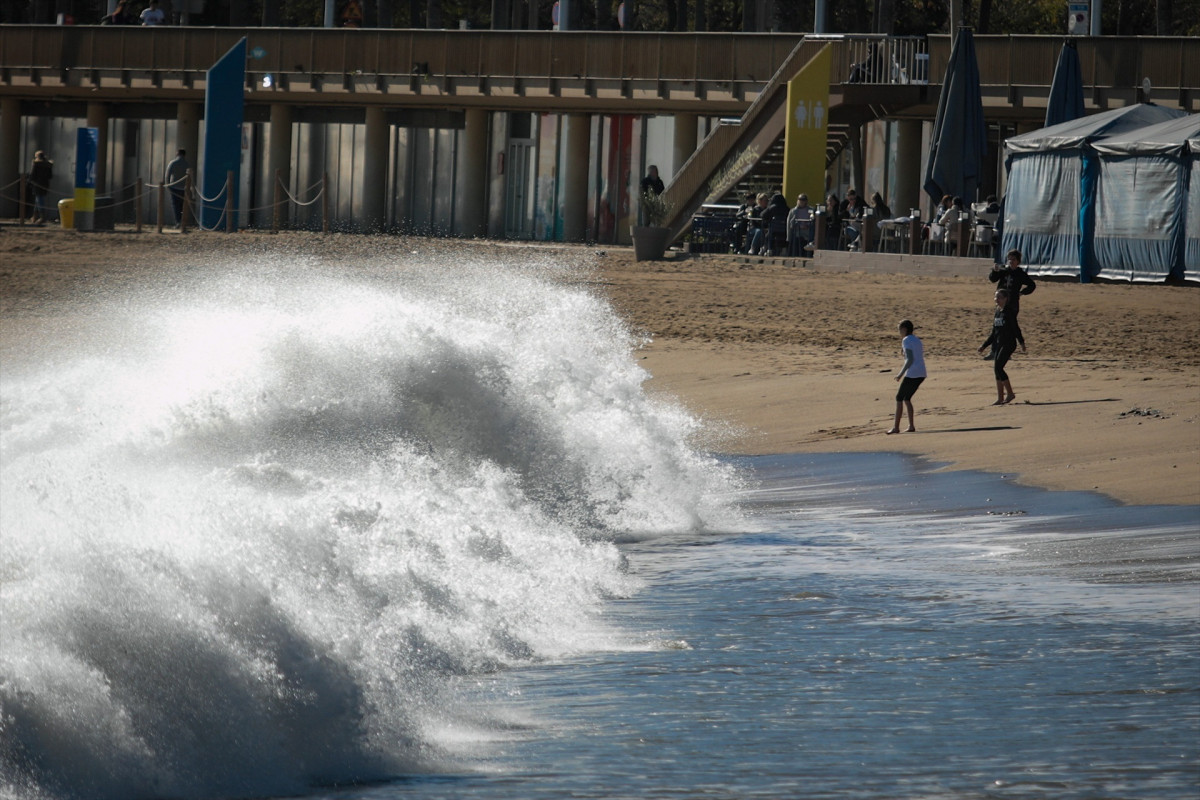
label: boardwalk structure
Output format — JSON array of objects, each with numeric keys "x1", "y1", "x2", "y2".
[{"x1": 1, "y1": 26, "x2": 1197, "y2": 240}]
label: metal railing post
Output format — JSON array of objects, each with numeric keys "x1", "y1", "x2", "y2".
[
  {"x1": 136, "y1": 177, "x2": 144, "y2": 233},
  {"x1": 322, "y1": 171, "x2": 330, "y2": 234},
  {"x1": 225, "y1": 170, "x2": 235, "y2": 233},
  {"x1": 182, "y1": 169, "x2": 192, "y2": 233},
  {"x1": 272, "y1": 168, "x2": 281, "y2": 233}
]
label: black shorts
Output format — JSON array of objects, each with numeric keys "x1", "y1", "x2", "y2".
[{"x1": 896, "y1": 376, "x2": 924, "y2": 402}]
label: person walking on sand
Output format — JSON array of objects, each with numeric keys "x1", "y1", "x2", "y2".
[
  {"x1": 978, "y1": 289, "x2": 1025, "y2": 405},
  {"x1": 887, "y1": 319, "x2": 926, "y2": 434}
]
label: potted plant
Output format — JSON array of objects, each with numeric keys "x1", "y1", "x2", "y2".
[{"x1": 631, "y1": 190, "x2": 674, "y2": 262}]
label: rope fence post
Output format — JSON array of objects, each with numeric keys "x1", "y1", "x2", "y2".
[
  {"x1": 225, "y1": 170, "x2": 235, "y2": 233},
  {"x1": 182, "y1": 170, "x2": 193, "y2": 234},
  {"x1": 272, "y1": 169, "x2": 281, "y2": 234},
  {"x1": 322, "y1": 171, "x2": 330, "y2": 234},
  {"x1": 18, "y1": 175, "x2": 26, "y2": 225}
]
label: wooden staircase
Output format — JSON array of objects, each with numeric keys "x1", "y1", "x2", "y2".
[{"x1": 657, "y1": 35, "x2": 907, "y2": 233}]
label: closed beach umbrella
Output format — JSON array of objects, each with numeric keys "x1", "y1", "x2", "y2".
[
  {"x1": 923, "y1": 28, "x2": 988, "y2": 207},
  {"x1": 1045, "y1": 40, "x2": 1086, "y2": 128}
]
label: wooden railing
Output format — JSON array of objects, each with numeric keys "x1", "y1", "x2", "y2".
[
  {"x1": 3, "y1": 26, "x2": 1195, "y2": 108},
  {"x1": 0, "y1": 26, "x2": 803, "y2": 85}
]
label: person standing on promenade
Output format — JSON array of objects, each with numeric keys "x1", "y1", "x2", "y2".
[
  {"x1": 102, "y1": 1, "x2": 136, "y2": 24},
  {"x1": 888, "y1": 319, "x2": 926, "y2": 434},
  {"x1": 978, "y1": 289, "x2": 1025, "y2": 405},
  {"x1": 140, "y1": 0, "x2": 165, "y2": 24},
  {"x1": 165, "y1": 149, "x2": 190, "y2": 227},
  {"x1": 640, "y1": 165, "x2": 664, "y2": 197},
  {"x1": 28, "y1": 151, "x2": 53, "y2": 225}
]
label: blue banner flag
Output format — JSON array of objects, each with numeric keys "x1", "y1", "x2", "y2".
[{"x1": 201, "y1": 38, "x2": 247, "y2": 230}]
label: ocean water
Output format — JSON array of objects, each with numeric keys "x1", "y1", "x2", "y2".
[{"x1": 1, "y1": 249, "x2": 1197, "y2": 800}]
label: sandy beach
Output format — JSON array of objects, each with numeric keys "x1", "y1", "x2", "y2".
[{"x1": 2, "y1": 226, "x2": 1197, "y2": 506}]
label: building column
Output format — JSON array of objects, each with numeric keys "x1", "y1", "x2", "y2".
[
  {"x1": 561, "y1": 113, "x2": 590, "y2": 242},
  {"x1": 458, "y1": 108, "x2": 488, "y2": 238},
  {"x1": 671, "y1": 113, "x2": 698, "y2": 177},
  {"x1": 362, "y1": 105, "x2": 389, "y2": 231},
  {"x1": 0, "y1": 98, "x2": 20, "y2": 218},
  {"x1": 177, "y1": 102, "x2": 201, "y2": 165},
  {"x1": 86, "y1": 102, "x2": 110, "y2": 194},
  {"x1": 268, "y1": 103, "x2": 293, "y2": 225},
  {"x1": 848, "y1": 123, "x2": 865, "y2": 196},
  {"x1": 893, "y1": 119, "x2": 922, "y2": 217}
]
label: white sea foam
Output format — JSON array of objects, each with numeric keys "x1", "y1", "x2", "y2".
[{"x1": 0, "y1": 248, "x2": 743, "y2": 800}]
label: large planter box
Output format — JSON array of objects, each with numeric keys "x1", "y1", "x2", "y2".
[{"x1": 631, "y1": 225, "x2": 672, "y2": 262}]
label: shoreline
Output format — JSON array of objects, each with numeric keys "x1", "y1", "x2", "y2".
[
  {"x1": 592, "y1": 249, "x2": 1200, "y2": 507},
  {"x1": 1, "y1": 227, "x2": 1197, "y2": 507}
]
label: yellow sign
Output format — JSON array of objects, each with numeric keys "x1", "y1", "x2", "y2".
[{"x1": 783, "y1": 44, "x2": 832, "y2": 206}]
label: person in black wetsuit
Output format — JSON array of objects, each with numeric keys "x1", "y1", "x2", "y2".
[
  {"x1": 987, "y1": 249, "x2": 1036, "y2": 355},
  {"x1": 978, "y1": 289, "x2": 1025, "y2": 405}
]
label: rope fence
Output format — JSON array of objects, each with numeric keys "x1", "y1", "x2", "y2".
[{"x1": 1, "y1": 170, "x2": 330, "y2": 234}]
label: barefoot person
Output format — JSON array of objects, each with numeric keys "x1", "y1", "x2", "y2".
[
  {"x1": 978, "y1": 289, "x2": 1025, "y2": 405},
  {"x1": 888, "y1": 319, "x2": 926, "y2": 434}
]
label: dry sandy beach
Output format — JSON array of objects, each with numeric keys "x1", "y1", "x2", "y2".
[{"x1": 2, "y1": 226, "x2": 1197, "y2": 506}]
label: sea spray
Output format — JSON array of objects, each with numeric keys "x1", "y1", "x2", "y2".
[{"x1": 0, "y1": 247, "x2": 744, "y2": 800}]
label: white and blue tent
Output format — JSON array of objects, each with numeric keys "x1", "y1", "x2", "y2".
[
  {"x1": 1000, "y1": 104, "x2": 1187, "y2": 281},
  {"x1": 1089, "y1": 113, "x2": 1200, "y2": 282}
]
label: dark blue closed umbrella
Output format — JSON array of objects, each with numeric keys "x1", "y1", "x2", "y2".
[
  {"x1": 923, "y1": 28, "x2": 988, "y2": 208},
  {"x1": 1045, "y1": 40, "x2": 1085, "y2": 127}
]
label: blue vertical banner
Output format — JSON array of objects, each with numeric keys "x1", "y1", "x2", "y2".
[
  {"x1": 74, "y1": 127, "x2": 98, "y2": 231},
  {"x1": 201, "y1": 37, "x2": 247, "y2": 230}
]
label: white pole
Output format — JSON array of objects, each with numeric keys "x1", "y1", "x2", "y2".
[
  {"x1": 325, "y1": 0, "x2": 336, "y2": 27},
  {"x1": 814, "y1": 0, "x2": 827, "y2": 33}
]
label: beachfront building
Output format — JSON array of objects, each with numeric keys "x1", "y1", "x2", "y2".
[{"x1": 1, "y1": 27, "x2": 1197, "y2": 240}]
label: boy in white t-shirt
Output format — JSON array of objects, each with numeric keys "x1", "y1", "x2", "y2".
[{"x1": 887, "y1": 319, "x2": 926, "y2": 434}]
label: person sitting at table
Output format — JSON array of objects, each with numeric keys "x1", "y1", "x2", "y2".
[
  {"x1": 729, "y1": 191, "x2": 756, "y2": 253},
  {"x1": 822, "y1": 194, "x2": 843, "y2": 249},
  {"x1": 934, "y1": 194, "x2": 953, "y2": 222},
  {"x1": 742, "y1": 193, "x2": 768, "y2": 254},
  {"x1": 841, "y1": 189, "x2": 870, "y2": 249},
  {"x1": 841, "y1": 189, "x2": 867, "y2": 220},
  {"x1": 938, "y1": 196, "x2": 965, "y2": 225},
  {"x1": 761, "y1": 189, "x2": 791, "y2": 255},
  {"x1": 787, "y1": 194, "x2": 814, "y2": 257},
  {"x1": 870, "y1": 192, "x2": 892, "y2": 220}
]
